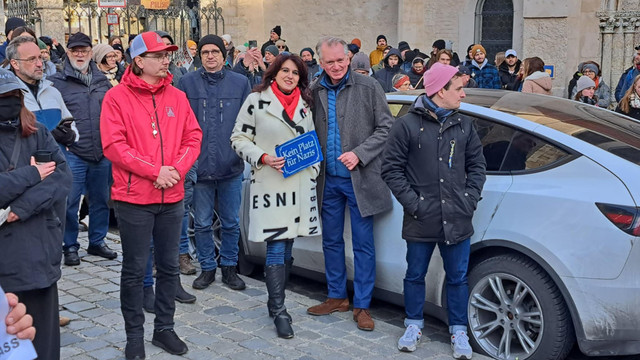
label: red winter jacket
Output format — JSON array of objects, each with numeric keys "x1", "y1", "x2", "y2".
[{"x1": 100, "y1": 67, "x2": 202, "y2": 205}]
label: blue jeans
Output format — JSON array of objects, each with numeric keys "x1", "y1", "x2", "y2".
[
  {"x1": 193, "y1": 173, "x2": 242, "y2": 271},
  {"x1": 403, "y1": 239, "x2": 470, "y2": 334},
  {"x1": 61, "y1": 148, "x2": 111, "y2": 252},
  {"x1": 265, "y1": 240, "x2": 293, "y2": 266},
  {"x1": 321, "y1": 175, "x2": 375, "y2": 309},
  {"x1": 179, "y1": 165, "x2": 197, "y2": 255}
]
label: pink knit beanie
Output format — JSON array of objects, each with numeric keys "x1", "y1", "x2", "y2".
[{"x1": 424, "y1": 62, "x2": 460, "y2": 97}]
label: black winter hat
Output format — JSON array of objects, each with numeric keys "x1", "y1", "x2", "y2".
[
  {"x1": 128, "y1": 34, "x2": 137, "y2": 43},
  {"x1": 432, "y1": 39, "x2": 446, "y2": 50},
  {"x1": 347, "y1": 43, "x2": 359, "y2": 54},
  {"x1": 39, "y1": 36, "x2": 53, "y2": 47},
  {"x1": 5, "y1": 17, "x2": 26, "y2": 37},
  {"x1": 112, "y1": 43, "x2": 125, "y2": 54},
  {"x1": 271, "y1": 25, "x2": 281, "y2": 37},
  {"x1": 155, "y1": 31, "x2": 174, "y2": 45},
  {"x1": 300, "y1": 47, "x2": 314, "y2": 57},
  {"x1": 376, "y1": 34, "x2": 387, "y2": 43},
  {"x1": 198, "y1": 34, "x2": 226, "y2": 59},
  {"x1": 398, "y1": 41, "x2": 411, "y2": 52}
]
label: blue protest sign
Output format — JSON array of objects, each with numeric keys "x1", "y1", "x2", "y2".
[{"x1": 275, "y1": 130, "x2": 323, "y2": 178}]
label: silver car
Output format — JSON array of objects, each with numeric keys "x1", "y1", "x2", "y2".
[{"x1": 236, "y1": 89, "x2": 640, "y2": 360}]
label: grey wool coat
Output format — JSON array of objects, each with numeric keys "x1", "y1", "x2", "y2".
[
  {"x1": 231, "y1": 87, "x2": 321, "y2": 242},
  {"x1": 311, "y1": 71, "x2": 394, "y2": 217}
]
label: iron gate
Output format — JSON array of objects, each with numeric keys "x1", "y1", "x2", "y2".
[
  {"x1": 5, "y1": 0, "x2": 42, "y2": 35},
  {"x1": 63, "y1": 0, "x2": 223, "y2": 45}
]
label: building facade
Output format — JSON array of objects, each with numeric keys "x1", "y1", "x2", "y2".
[{"x1": 5, "y1": 0, "x2": 639, "y2": 101}]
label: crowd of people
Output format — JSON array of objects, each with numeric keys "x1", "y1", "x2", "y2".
[{"x1": 1, "y1": 17, "x2": 640, "y2": 360}]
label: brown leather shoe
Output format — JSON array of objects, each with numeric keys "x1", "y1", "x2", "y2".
[
  {"x1": 179, "y1": 254, "x2": 196, "y2": 275},
  {"x1": 353, "y1": 308, "x2": 374, "y2": 331},
  {"x1": 307, "y1": 298, "x2": 349, "y2": 315},
  {"x1": 59, "y1": 316, "x2": 70, "y2": 327}
]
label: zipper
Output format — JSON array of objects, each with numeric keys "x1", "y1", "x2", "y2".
[
  {"x1": 127, "y1": 172, "x2": 132, "y2": 194},
  {"x1": 152, "y1": 94, "x2": 166, "y2": 204},
  {"x1": 219, "y1": 100, "x2": 223, "y2": 123},
  {"x1": 203, "y1": 99, "x2": 206, "y2": 120}
]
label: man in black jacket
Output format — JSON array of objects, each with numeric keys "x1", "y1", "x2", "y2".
[
  {"x1": 50, "y1": 32, "x2": 117, "y2": 266},
  {"x1": 498, "y1": 49, "x2": 521, "y2": 91},
  {"x1": 381, "y1": 62, "x2": 486, "y2": 359}
]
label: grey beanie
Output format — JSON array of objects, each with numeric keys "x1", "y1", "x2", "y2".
[
  {"x1": 265, "y1": 45, "x2": 279, "y2": 57},
  {"x1": 576, "y1": 75, "x2": 596, "y2": 93},
  {"x1": 350, "y1": 52, "x2": 370, "y2": 72},
  {"x1": 0, "y1": 68, "x2": 22, "y2": 94},
  {"x1": 92, "y1": 43, "x2": 115, "y2": 64},
  {"x1": 582, "y1": 63, "x2": 598, "y2": 75}
]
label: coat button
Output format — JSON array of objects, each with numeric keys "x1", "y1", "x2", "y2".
[
  {"x1": 440, "y1": 179, "x2": 444, "y2": 182},
  {"x1": 443, "y1": 221, "x2": 447, "y2": 224},
  {"x1": 420, "y1": 196, "x2": 424, "y2": 200},
  {"x1": 441, "y1": 200, "x2": 445, "y2": 203},
  {"x1": 414, "y1": 215, "x2": 418, "y2": 219},
  {"x1": 439, "y1": 157, "x2": 443, "y2": 161},
  {"x1": 464, "y1": 192, "x2": 469, "y2": 197}
]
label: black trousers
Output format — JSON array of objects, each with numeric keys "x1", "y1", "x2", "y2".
[
  {"x1": 114, "y1": 200, "x2": 183, "y2": 340},
  {"x1": 13, "y1": 282, "x2": 60, "y2": 360}
]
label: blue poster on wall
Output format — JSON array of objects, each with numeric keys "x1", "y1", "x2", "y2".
[{"x1": 275, "y1": 130, "x2": 323, "y2": 178}]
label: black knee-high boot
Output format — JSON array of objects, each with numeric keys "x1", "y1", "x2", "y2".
[
  {"x1": 284, "y1": 257, "x2": 294, "y2": 288},
  {"x1": 265, "y1": 264, "x2": 294, "y2": 339}
]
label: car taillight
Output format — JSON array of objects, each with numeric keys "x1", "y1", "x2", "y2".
[{"x1": 596, "y1": 203, "x2": 640, "y2": 236}]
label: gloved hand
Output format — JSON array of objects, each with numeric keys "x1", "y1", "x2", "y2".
[{"x1": 51, "y1": 119, "x2": 79, "y2": 146}]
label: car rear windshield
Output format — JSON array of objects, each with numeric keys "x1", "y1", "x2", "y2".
[{"x1": 463, "y1": 90, "x2": 640, "y2": 165}]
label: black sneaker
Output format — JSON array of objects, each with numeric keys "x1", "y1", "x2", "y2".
[
  {"x1": 192, "y1": 269, "x2": 216, "y2": 290},
  {"x1": 87, "y1": 243, "x2": 117, "y2": 260},
  {"x1": 151, "y1": 329, "x2": 188, "y2": 355},
  {"x1": 125, "y1": 338, "x2": 145, "y2": 359},
  {"x1": 221, "y1": 265, "x2": 246, "y2": 290},
  {"x1": 175, "y1": 283, "x2": 196, "y2": 304},
  {"x1": 63, "y1": 250, "x2": 80, "y2": 266},
  {"x1": 143, "y1": 286, "x2": 155, "y2": 313}
]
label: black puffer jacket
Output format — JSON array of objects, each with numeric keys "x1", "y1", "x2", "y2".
[
  {"x1": 381, "y1": 96, "x2": 486, "y2": 244},
  {"x1": 498, "y1": 60, "x2": 521, "y2": 91},
  {"x1": 50, "y1": 59, "x2": 110, "y2": 162},
  {"x1": 0, "y1": 121, "x2": 72, "y2": 292},
  {"x1": 373, "y1": 48, "x2": 406, "y2": 92}
]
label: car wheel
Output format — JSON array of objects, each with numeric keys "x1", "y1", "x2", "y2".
[{"x1": 468, "y1": 254, "x2": 574, "y2": 360}]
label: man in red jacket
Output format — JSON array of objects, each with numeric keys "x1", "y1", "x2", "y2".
[{"x1": 100, "y1": 31, "x2": 202, "y2": 360}]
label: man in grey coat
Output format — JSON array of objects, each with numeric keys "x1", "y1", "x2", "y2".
[{"x1": 306, "y1": 36, "x2": 393, "y2": 332}]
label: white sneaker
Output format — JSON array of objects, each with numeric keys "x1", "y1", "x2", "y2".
[
  {"x1": 397, "y1": 324, "x2": 422, "y2": 352},
  {"x1": 451, "y1": 330, "x2": 473, "y2": 359}
]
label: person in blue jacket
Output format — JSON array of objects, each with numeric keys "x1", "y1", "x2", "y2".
[{"x1": 177, "y1": 34, "x2": 251, "y2": 292}]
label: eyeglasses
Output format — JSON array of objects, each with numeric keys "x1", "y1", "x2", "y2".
[
  {"x1": 13, "y1": 56, "x2": 44, "y2": 64},
  {"x1": 106, "y1": 54, "x2": 117, "y2": 59},
  {"x1": 70, "y1": 49, "x2": 91, "y2": 56},
  {"x1": 582, "y1": 70, "x2": 595, "y2": 74},
  {"x1": 144, "y1": 53, "x2": 171, "y2": 61},
  {"x1": 200, "y1": 49, "x2": 221, "y2": 58},
  {"x1": 277, "y1": 46, "x2": 286, "y2": 49}
]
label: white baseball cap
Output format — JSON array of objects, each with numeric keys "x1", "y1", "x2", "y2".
[{"x1": 505, "y1": 49, "x2": 517, "y2": 58}]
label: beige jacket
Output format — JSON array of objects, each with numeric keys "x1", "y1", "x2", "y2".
[{"x1": 522, "y1": 71, "x2": 553, "y2": 95}]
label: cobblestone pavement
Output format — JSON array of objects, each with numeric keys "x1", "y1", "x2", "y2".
[{"x1": 58, "y1": 232, "x2": 494, "y2": 360}]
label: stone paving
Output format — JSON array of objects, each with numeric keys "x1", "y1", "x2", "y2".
[{"x1": 58, "y1": 231, "x2": 492, "y2": 360}]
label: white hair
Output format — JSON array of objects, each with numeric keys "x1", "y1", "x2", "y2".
[{"x1": 316, "y1": 36, "x2": 348, "y2": 61}]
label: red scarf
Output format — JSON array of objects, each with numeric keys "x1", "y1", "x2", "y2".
[{"x1": 271, "y1": 81, "x2": 300, "y2": 121}]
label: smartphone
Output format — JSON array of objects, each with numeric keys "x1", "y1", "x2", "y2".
[
  {"x1": 248, "y1": 40, "x2": 257, "y2": 49},
  {"x1": 34, "y1": 150, "x2": 53, "y2": 164}
]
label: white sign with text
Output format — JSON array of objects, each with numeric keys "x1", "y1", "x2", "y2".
[{"x1": 0, "y1": 285, "x2": 37, "y2": 360}]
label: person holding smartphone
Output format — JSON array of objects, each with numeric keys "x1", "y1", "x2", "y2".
[{"x1": 0, "y1": 68, "x2": 72, "y2": 360}]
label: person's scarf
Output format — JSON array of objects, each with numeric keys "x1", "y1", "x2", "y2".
[
  {"x1": 102, "y1": 66, "x2": 119, "y2": 87},
  {"x1": 421, "y1": 94, "x2": 455, "y2": 122},
  {"x1": 271, "y1": 81, "x2": 300, "y2": 121},
  {"x1": 630, "y1": 91, "x2": 640, "y2": 109}
]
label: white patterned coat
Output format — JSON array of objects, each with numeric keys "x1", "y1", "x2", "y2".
[{"x1": 230, "y1": 87, "x2": 321, "y2": 242}]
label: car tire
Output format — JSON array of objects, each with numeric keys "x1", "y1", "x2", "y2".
[{"x1": 467, "y1": 254, "x2": 574, "y2": 360}]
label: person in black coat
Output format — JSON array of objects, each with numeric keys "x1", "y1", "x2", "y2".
[
  {"x1": 373, "y1": 48, "x2": 406, "y2": 92},
  {"x1": 381, "y1": 62, "x2": 485, "y2": 357},
  {"x1": 498, "y1": 49, "x2": 521, "y2": 90},
  {"x1": 0, "y1": 68, "x2": 72, "y2": 360}
]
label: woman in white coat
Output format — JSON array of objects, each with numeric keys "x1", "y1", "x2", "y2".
[{"x1": 231, "y1": 53, "x2": 320, "y2": 339}]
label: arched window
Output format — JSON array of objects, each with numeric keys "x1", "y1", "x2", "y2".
[{"x1": 475, "y1": 0, "x2": 514, "y2": 62}]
